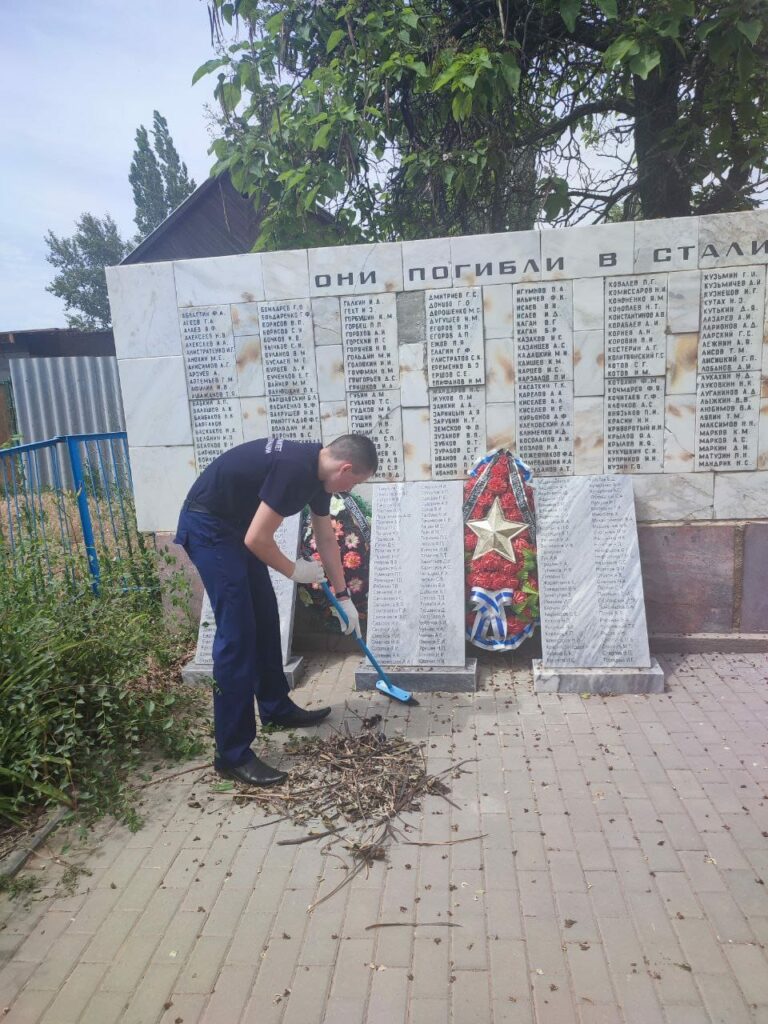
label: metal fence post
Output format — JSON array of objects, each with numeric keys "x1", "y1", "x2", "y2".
[{"x1": 66, "y1": 436, "x2": 100, "y2": 594}]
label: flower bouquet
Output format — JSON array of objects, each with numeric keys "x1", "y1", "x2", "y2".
[{"x1": 297, "y1": 492, "x2": 372, "y2": 634}]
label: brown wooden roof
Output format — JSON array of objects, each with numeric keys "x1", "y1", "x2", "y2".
[{"x1": 122, "y1": 173, "x2": 260, "y2": 265}]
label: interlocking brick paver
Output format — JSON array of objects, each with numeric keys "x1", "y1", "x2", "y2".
[
  {"x1": 37, "y1": 962, "x2": 107, "y2": 1024},
  {"x1": 2, "y1": 986, "x2": 54, "y2": 1023},
  {"x1": 0, "y1": 652, "x2": 767, "y2": 1023}
]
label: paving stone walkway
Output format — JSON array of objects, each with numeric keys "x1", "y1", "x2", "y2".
[{"x1": 1, "y1": 652, "x2": 767, "y2": 1024}]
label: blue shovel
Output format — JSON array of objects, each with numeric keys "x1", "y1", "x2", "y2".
[{"x1": 321, "y1": 582, "x2": 419, "y2": 705}]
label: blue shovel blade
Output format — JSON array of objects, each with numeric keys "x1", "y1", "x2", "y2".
[{"x1": 375, "y1": 678, "x2": 415, "y2": 704}]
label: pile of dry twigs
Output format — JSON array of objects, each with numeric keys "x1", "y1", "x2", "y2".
[{"x1": 230, "y1": 713, "x2": 464, "y2": 910}]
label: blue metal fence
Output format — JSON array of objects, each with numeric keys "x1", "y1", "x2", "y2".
[{"x1": 0, "y1": 432, "x2": 136, "y2": 594}]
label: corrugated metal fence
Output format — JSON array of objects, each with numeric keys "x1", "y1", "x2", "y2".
[{"x1": 9, "y1": 356, "x2": 126, "y2": 488}]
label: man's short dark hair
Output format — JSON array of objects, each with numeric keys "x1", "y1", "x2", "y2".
[{"x1": 327, "y1": 434, "x2": 378, "y2": 475}]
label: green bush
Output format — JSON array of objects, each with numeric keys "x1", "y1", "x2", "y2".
[{"x1": 0, "y1": 542, "x2": 209, "y2": 828}]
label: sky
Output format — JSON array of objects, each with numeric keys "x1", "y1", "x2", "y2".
[{"x1": 0, "y1": 0, "x2": 219, "y2": 331}]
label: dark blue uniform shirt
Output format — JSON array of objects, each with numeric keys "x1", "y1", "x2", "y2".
[{"x1": 184, "y1": 438, "x2": 330, "y2": 529}]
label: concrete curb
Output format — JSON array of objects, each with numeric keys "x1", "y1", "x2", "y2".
[{"x1": 0, "y1": 808, "x2": 71, "y2": 879}]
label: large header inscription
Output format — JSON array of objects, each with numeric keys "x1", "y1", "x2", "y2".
[{"x1": 108, "y1": 210, "x2": 768, "y2": 532}]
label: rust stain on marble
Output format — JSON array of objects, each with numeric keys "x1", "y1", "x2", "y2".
[
  {"x1": 500, "y1": 353, "x2": 515, "y2": 384},
  {"x1": 236, "y1": 339, "x2": 262, "y2": 370}
]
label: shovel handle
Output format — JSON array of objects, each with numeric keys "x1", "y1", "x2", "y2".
[{"x1": 320, "y1": 582, "x2": 396, "y2": 688}]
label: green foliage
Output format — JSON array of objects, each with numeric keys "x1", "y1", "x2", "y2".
[
  {"x1": 130, "y1": 111, "x2": 197, "y2": 240},
  {"x1": 0, "y1": 544, "x2": 207, "y2": 828},
  {"x1": 129, "y1": 125, "x2": 168, "y2": 239},
  {"x1": 44, "y1": 214, "x2": 130, "y2": 329},
  {"x1": 197, "y1": 0, "x2": 768, "y2": 240}
]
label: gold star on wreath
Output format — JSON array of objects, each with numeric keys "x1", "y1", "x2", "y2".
[{"x1": 467, "y1": 496, "x2": 529, "y2": 564}]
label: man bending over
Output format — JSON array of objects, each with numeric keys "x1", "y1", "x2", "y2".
[{"x1": 175, "y1": 434, "x2": 377, "y2": 786}]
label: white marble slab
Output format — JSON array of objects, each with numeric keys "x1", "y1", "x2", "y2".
[
  {"x1": 663, "y1": 394, "x2": 696, "y2": 473},
  {"x1": 308, "y1": 242, "x2": 403, "y2": 296},
  {"x1": 262, "y1": 249, "x2": 310, "y2": 299},
  {"x1": 429, "y1": 386, "x2": 486, "y2": 479},
  {"x1": 450, "y1": 230, "x2": 542, "y2": 286},
  {"x1": 759, "y1": 387, "x2": 768, "y2": 472},
  {"x1": 699, "y1": 210, "x2": 768, "y2": 267},
  {"x1": 695, "y1": 371, "x2": 760, "y2": 471},
  {"x1": 106, "y1": 262, "x2": 183, "y2": 359},
  {"x1": 399, "y1": 343, "x2": 428, "y2": 406},
  {"x1": 118, "y1": 356, "x2": 192, "y2": 447},
  {"x1": 573, "y1": 397, "x2": 605, "y2": 475},
  {"x1": 128, "y1": 445, "x2": 198, "y2": 533},
  {"x1": 484, "y1": 337, "x2": 516, "y2": 403},
  {"x1": 667, "y1": 270, "x2": 701, "y2": 333},
  {"x1": 311, "y1": 296, "x2": 342, "y2": 346},
  {"x1": 699, "y1": 267, "x2": 765, "y2": 374},
  {"x1": 605, "y1": 377, "x2": 665, "y2": 474},
  {"x1": 573, "y1": 277, "x2": 605, "y2": 331},
  {"x1": 240, "y1": 397, "x2": 269, "y2": 441},
  {"x1": 179, "y1": 305, "x2": 238, "y2": 399},
  {"x1": 347, "y1": 390, "x2": 404, "y2": 481},
  {"x1": 635, "y1": 217, "x2": 699, "y2": 274},
  {"x1": 402, "y1": 407, "x2": 432, "y2": 481},
  {"x1": 514, "y1": 281, "x2": 573, "y2": 381},
  {"x1": 234, "y1": 334, "x2": 265, "y2": 397},
  {"x1": 485, "y1": 402, "x2": 516, "y2": 452},
  {"x1": 666, "y1": 332, "x2": 699, "y2": 395},
  {"x1": 190, "y1": 398, "x2": 244, "y2": 472},
  {"x1": 534, "y1": 475, "x2": 651, "y2": 668},
  {"x1": 541, "y1": 223, "x2": 634, "y2": 280},
  {"x1": 260, "y1": 299, "x2": 318, "y2": 402},
  {"x1": 604, "y1": 274, "x2": 667, "y2": 377},
  {"x1": 426, "y1": 288, "x2": 484, "y2": 387},
  {"x1": 316, "y1": 344, "x2": 346, "y2": 402},
  {"x1": 320, "y1": 400, "x2": 348, "y2": 444},
  {"x1": 341, "y1": 293, "x2": 399, "y2": 391},
  {"x1": 713, "y1": 470, "x2": 768, "y2": 518},
  {"x1": 515, "y1": 379, "x2": 574, "y2": 476},
  {"x1": 573, "y1": 331, "x2": 605, "y2": 397},
  {"x1": 402, "y1": 237, "x2": 453, "y2": 291},
  {"x1": 366, "y1": 482, "x2": 466, "y2": 666},
  {"x1": 267, "y1": 392, "x2": 321, "y2": 442},
  {"x1": 631, "y1": 472, "x2": 714, "y2": 522},
  {"x1": 481, "y1": 284, "x2": 514, "y2": 338},
  {"x1": 230, "y1": 301, "x2": 261, "y2": 337},
  {"x1": 174, "y1": 254, "x2": 264, "y2": 307}
]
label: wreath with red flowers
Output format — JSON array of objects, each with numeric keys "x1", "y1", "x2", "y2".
[
  {"x1": 296, "y1": 492, "x2": 372, "y2": 634},
  {"x1": 464, "y1": 449, "x2": 539, "y2": 650}
]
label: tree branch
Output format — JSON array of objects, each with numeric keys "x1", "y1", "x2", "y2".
[{"x1": 516, "y1": 99, "x2": 635, "y2": 149}]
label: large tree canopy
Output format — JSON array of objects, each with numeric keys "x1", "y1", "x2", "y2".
[
  {"x1": 197, "y1": 0, "x2": 768, "y2": 249},
  {"x1": 45, "y1": 214, "x2": 130, "y2": 330}
]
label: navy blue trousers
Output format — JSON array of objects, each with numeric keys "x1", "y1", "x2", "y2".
[{"x1": 175, "y1": 508, "x2": 294, "y2": 767}]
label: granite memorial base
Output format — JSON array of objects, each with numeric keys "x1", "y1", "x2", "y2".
[
  {"x1": 532, "y1": 657, "x2": 665, "y2": 695},
  {"x1": 181, "y1": 655, "x2": 305, "y2": 689},
  {"x1": 355, "y1": 658, "x2": 478, "y2": 693}
]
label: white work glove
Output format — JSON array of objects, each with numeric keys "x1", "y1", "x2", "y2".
[
  {"x1": 290, "y1": 558, "x2": 325, "y2": 585},
  {"x1": 332, "y1": 596, "x2": 361, "y2": 637}
]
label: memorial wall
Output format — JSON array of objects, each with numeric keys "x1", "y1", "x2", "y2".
[{"x1": 107, "y1": 211, "x2": 768, "y2": 554}]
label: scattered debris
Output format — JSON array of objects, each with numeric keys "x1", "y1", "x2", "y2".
[{"x1": 228, "y1": 715, "x2": 469, "y2": 910}]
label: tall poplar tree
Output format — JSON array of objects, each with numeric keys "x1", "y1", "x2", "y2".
[{"x1": 129, "y1": 111, "x2": 196, "y2": 240}]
